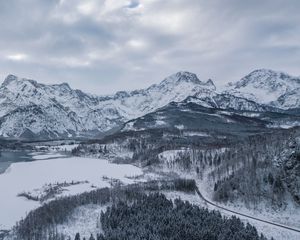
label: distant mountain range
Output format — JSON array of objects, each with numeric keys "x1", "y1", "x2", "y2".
[{"x1": 0, "y1": 69, "x2": 300, "y2": 139}]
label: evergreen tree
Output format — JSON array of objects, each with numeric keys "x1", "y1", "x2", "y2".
[{"x1": 74, "y1": 233, "x2": 80, "y2": 240}]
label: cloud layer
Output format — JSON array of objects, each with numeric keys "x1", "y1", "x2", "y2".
[{"x1": 0, "y1": 0, "x2": 299, "y2": 94}]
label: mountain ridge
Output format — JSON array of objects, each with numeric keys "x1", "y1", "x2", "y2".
[
  {"x1": 225, "y1": 69, "x2": 300, "y2": 108},
  {"x1": 0, "y1": 71, "x2": 218, "y2": 138},
  {"x1": 0, "y1": 69, "x2": 299, "y2": 139}
]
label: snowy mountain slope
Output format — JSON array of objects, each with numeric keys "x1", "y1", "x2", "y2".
[
  {"x1": 225, "y1": 69, "x2": 300, "y2": 109},
  {"x1": 185, "y1": 94, "x2": 276, "y2": 112},
  {"x1": 0, "y1": 72, "x2": 217, "y2": 138},
  {"x1": 0, "y1": 69, "x2": 299, "y2": 139},
  {"x1": 0, "y1": 75, "x2": 126, "y2": 138},
  {"x1": 121, "y1": 100, "x2": 270, "y2": 136},
  {"x1": 121, "y1": 97, "x2": 300, "y2": 134},
  {"x1": 95, "y1": 71, "x2": 217, "y2": 120},
  {"x1": 276, "y1": 87, "x2": 300, "y2": 109}
]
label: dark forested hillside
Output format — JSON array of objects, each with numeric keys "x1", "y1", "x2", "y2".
[{"x1": 212, "y1": 129, "x2": 300, "y2": 207}]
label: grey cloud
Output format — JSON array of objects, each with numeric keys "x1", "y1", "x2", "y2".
[{"x1": 0, "y1": 0, "x2": 300, "y2": 95}]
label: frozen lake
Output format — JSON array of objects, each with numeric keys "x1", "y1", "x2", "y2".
[
  {"x1": 0, "y1": 153, "x2": 142, "y2": 230},
  {"x1": 0, "y1": 151, "x2": 32, "y2": 174}
]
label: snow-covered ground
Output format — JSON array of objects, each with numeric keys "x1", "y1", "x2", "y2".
[
  {"x1": 156, "y1": 147, "x2": 300, "y2": 239},
  {"x1": 158, "y1": 149, "x2": 188, "y2": 163},
  {"x1": 0, "y1": 155, "x2": 142, "y2": 230},
  {"x1": 267, "y1": 121, "x2": 300, "y2": 129},
  {"x1": 164, "y1": 190, "x2": 206, "y2": 206},
  {"x1": 79, "y1": 142, "x2": 134, "y2": 161},
  {"x1": 57, "y1": 204, "x2": 108, "y2": 239},
  {"x1": 55, "y1": 186, "x2": 300, "y2": 240},
  {"x1": 183, "y1": 131, "x2": 210, "y2": 137},
  {"x1": 158, "y1": 147, "x2": 228, "y2": 165},
  {"x1": 35, "y1": 144, "x2": 79, "y2": 152},
  {"x1": 197, "y1": 171, "x2": 300, "y2": 227},
  {"x1": 164, "y1": 189, "x2": 300, "y2": 240},
  {"x1": 31, "y1": 153, "x2": 67, "y2": 160},
  {"x1": 57, "y1": 191, "x2": 200, "y2": 239},
  {"x1": 156, "y1": 155, "x2": 300, "y2": 240},
  {"x1": 196, "y1": 173, "x2": 300, "y2": 240},
  {"x1": 58, "y1": 191, "x2": 203, "y2": 240}
]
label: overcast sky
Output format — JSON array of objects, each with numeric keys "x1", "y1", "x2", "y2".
[{"x1": 0, "y1": 0, "x2": 299, "y2": 95}]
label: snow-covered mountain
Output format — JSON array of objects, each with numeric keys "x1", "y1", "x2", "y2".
[
  {"x1": 0, "y1": 70, "x2": 298, "y2": 139},
  {"x1": 0, "y1": 72, "x2": 218, "y2": 138},
  {"x1": 121, "y1": 100, "x2": 269, "y2": 135},
  {"x1": 225, "y1": 69, "x2": 300, "y2": 109},
  {"x1": 184, "y1": 94, "x2": 274, "y2": 112},
  {"x1": 101, "y1": 71, "x2": 217, "y2": 120},
  {"x1": 0, "y1": 75, "x2": 123, "y2": 138}
]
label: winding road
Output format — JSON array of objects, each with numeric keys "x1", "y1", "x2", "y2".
[{"x1": 195, "y1": 187, "x2": 300, "y2": 234}]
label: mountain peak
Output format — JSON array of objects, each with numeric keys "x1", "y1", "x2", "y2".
[
  {"x1": 225, "y1": 69, "x2": 300, "y2": 105},
  {"x1": 2, "y1": 74, "x2": 19, "y2": 87},
  {"x1": 250, "y1": 68, "x2": 298, "y2": 80},
  {"x1": 233, "y1": 69, "x2": 300, "y2": 89},
  {"x1": 174, "y1": 71, "x2": 200, "y2": 83},
  {"x1": 159, "y1": 71, "x2": 202, "y2": 87},
  {"x1": 205, "y1": 79, "x2": 216, "y2": 90},
  {"x1": 56, "y1": 82, "x2": 71, "y2": 90},
  {"x1": 247, "y1": 68, "x2": 299, "y2": 78},
  {"x1": 150, "y1": 71, "x2": 217, "y2": 94},
  {"x1": 249, "y1": 68, "x2": 276, "y2": 74}
]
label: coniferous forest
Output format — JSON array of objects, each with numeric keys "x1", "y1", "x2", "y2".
[
  {"x1": 98, "y1": 193, "x2": 267, "y2": 240},
  {"x1": 11, "y1": 180, "x2": 268, "y2": 240}
]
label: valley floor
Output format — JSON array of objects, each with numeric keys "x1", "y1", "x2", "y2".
[{"x1": 1, "y1": 149, "x2": 300, "y2": 240}]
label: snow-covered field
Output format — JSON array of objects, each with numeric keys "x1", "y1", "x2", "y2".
[{"x1": 0, "y1": 155, "x2": 142, "y2": 230}]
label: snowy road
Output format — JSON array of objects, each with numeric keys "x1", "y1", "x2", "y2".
[{"x1": 195, "y1": 187, "x2": 300, "y2": 234}]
